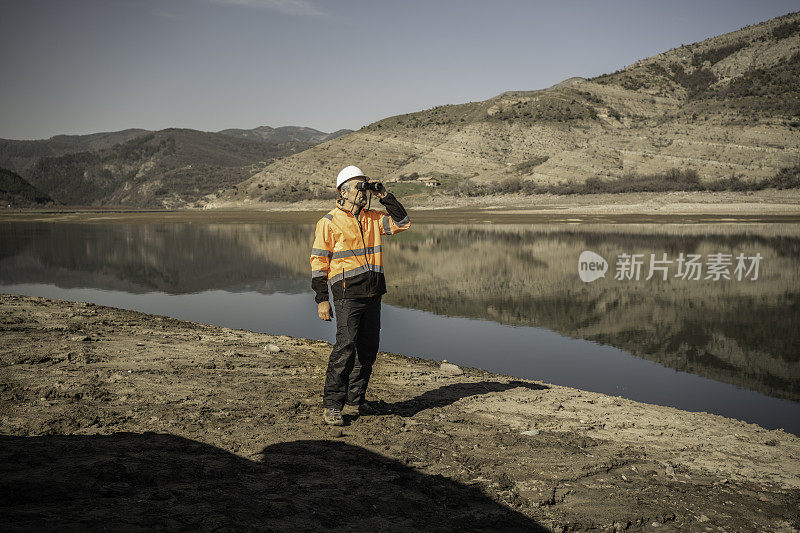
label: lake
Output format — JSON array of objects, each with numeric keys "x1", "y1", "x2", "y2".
[{"x1": 1, "y1": 217, "x2": 798, "y2": 434}]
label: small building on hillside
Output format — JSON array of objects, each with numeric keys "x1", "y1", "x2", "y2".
[{"x1": 423, "y1": 178, "x2": 441, "y2": 187}]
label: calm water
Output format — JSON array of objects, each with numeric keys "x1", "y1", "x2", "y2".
[{"x1": 1, "y1": 220, "x2": 798, "y2": 434}]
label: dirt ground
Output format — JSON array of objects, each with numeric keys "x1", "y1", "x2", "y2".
[{"x1": 1, "y1": 293, "x2": 798, "y2": 532}]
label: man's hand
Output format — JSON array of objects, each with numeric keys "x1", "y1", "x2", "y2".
[
  {"x1": 368, "y1": 179, "x2": 388, "y2": 199},
  {"x1": 318, "y1": 301, "x2": 332, "y2": 321}
]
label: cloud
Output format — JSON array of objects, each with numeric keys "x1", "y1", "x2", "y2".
[{"x1": 205, "y1": 0, "x2": 324, "y2": 16}]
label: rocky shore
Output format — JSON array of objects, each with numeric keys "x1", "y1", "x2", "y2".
[{"x1": 1, "y1": 293, "x2": 798, "y2": 531}]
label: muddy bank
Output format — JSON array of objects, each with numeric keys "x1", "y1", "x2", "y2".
[
  {"x1": 2, "y1": 190, "x2": 800, "y2": 224},
  {"x1": 1, "y1": 293, "x2": 798, "y2": 532},
  {"x1": 202, "y1": 189, "x2": 800, "y2": 217}
]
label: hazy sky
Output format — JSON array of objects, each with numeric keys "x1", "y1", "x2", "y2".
[{"x1": 1, "y1": 0, "x2": 797, "y2": 139}]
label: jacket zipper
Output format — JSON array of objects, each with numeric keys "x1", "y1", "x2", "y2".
[
  {"x1": 356, "y1": 215, "x2": 372, "y2": 296},
  {"x1": 338, "y1": 209, "x2": 372, "y2": 299}
]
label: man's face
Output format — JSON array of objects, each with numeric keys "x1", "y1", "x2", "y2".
[{"x1": 342, "y1": 177, "x2": 368, "y2": 206}]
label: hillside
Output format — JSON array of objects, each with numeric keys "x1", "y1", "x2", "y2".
[
  {"x1": 204, "y1": 11, "x2": 800, "y2": 207},
  {"x1": 1, "y1": 125, "x2": 352, "y2": 208},
  {"x1": 0, "y1": 167, "x2": 54, "y2": 207},
  {"x1": 21, "y1": 129, "x2": 316, "y2": 208},
  {"x1": 217, "y1": 125, "x2": 352, "y2": 144},
  {"x1": 0, "y1": 129, "x2": 149, "y2": 175}
]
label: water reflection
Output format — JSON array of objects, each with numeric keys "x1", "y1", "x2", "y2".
[{"x1": 1, "y1": 221, "x2": 798, "y2": 432}]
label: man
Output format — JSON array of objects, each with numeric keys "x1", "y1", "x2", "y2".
[{"x1": 310, "y1": 165, "x2": 411, "y2": 426}]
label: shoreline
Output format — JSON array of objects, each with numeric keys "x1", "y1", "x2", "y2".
[
  {"x1": 1, "y1": 190, "x2": 800, "y2": 226},
  {"x1": 1, "y1": 190, "x2": 800, "y2": 222},
  {"x1": 1, "y1": 293, "x2": 798, "y2": 531},
  {"x1": 205, "y1": 189, "x2": 800, "y2": 216}
]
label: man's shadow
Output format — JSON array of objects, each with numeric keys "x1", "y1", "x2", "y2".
[
  {"x1": 0, "y1": 432, "x2": 548, "y2": 531},
  {"x1": 361, "y1": 379, "x2": 549, "y2": 418}
]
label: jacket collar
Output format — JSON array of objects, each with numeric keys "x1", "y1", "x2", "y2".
[
  {"x1": 335, "y1": 204, "x2": 368, "y2": 218},
  {"x1": 336, "y1": 204, "x2": 353, "y2": 216}
]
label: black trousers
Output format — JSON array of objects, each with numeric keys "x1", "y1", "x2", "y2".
[{"x1": 323, "y1": 295, "x2": 382, "y2": 409}]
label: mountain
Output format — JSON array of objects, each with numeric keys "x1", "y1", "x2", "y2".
[
  {"x1": 217, "y1": 125, "x2": 352, "y2": 144},
  {"x1": 21, "y1": 129, "x2": 316, "y2": 208},
  {"x1": 1, "y1": 125, "x2": 352, "y2": 207},
  {"x1": 0, "y1": 167, "x2": 54, "y2": 207},
  {"x1": 0, "y1": 129, "x2": 150, "y2": 175},
  {"x1": 204, "y1": 10, "x2": 800, "y2": 207}
]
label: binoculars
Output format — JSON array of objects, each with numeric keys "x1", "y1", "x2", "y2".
[{"x1": 355, "y1": 180, "x2": 384, "y2": 193}]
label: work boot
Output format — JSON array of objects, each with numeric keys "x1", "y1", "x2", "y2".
[
  {"x1": 341, "y1": 403, "x2": 360, "y2": 416},
  {"x1": 322, "y1": 407, "x2": 344, "y2": 426},
  {"x1": 357, "y1": 400, "x2": 385, "y2": 416}
]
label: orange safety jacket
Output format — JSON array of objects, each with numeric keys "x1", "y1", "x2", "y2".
[{"x1": 310, "y1": 192, "x2": 411, "y2": 302}]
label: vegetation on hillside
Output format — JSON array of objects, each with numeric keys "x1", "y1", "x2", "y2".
[
  {"x1": 218, "y1": 125, "x2": 352, "y2": 144},
  {"x1": 0, "y1": 167, "x2": 54, "y2": 206},
  {"x1": 691, "y1": 40, "x2": 749, "y2": 67},
  {"x1": 588, "y1": 12, "x2": 800, "y2": 114},
  {"x1": 236, "y1": 179, "x2": 337, "y2": 203},
  {"x1": 0, "y1": 129, "x2": 149, "y2": 174},
  {"x1": 772, "y1": 19, "x2": 800, "y2": 40},
  {"x1": 699, "y1": 51, "x2": 800, "y2": 116},
  {"x1": 452, "y1": 164, "x2": 800, "y2": 197},
  {"x1": 362, "y1": 90, "x2": 602, "y2": 133},
  {"x1": 2, "y1": 124, "x2": 350, "y2": 207},
  {"x1": 24, "y1": 130, "x2": 314, "y2": 207}
]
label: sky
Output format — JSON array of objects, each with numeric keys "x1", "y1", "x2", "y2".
[{"x1": 0, "y1": 0, "x2": 797, "y2": 140}]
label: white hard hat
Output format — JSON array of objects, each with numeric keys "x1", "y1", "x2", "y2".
[{"x1": 336, "y1": 165, "x2": 366, "y2": 189}]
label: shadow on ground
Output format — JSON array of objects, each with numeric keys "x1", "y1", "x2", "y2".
[
  {"x1": 377, "y1": 379, "x2": 549, "y2": 417},
  {"x1": 0, "y1": 431, "x2": 547, "y2": 531}
]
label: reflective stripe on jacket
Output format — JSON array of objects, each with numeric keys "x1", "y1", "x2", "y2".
[{"x1": 310, "y1": 192, "x2": 411, "y2": 302}]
